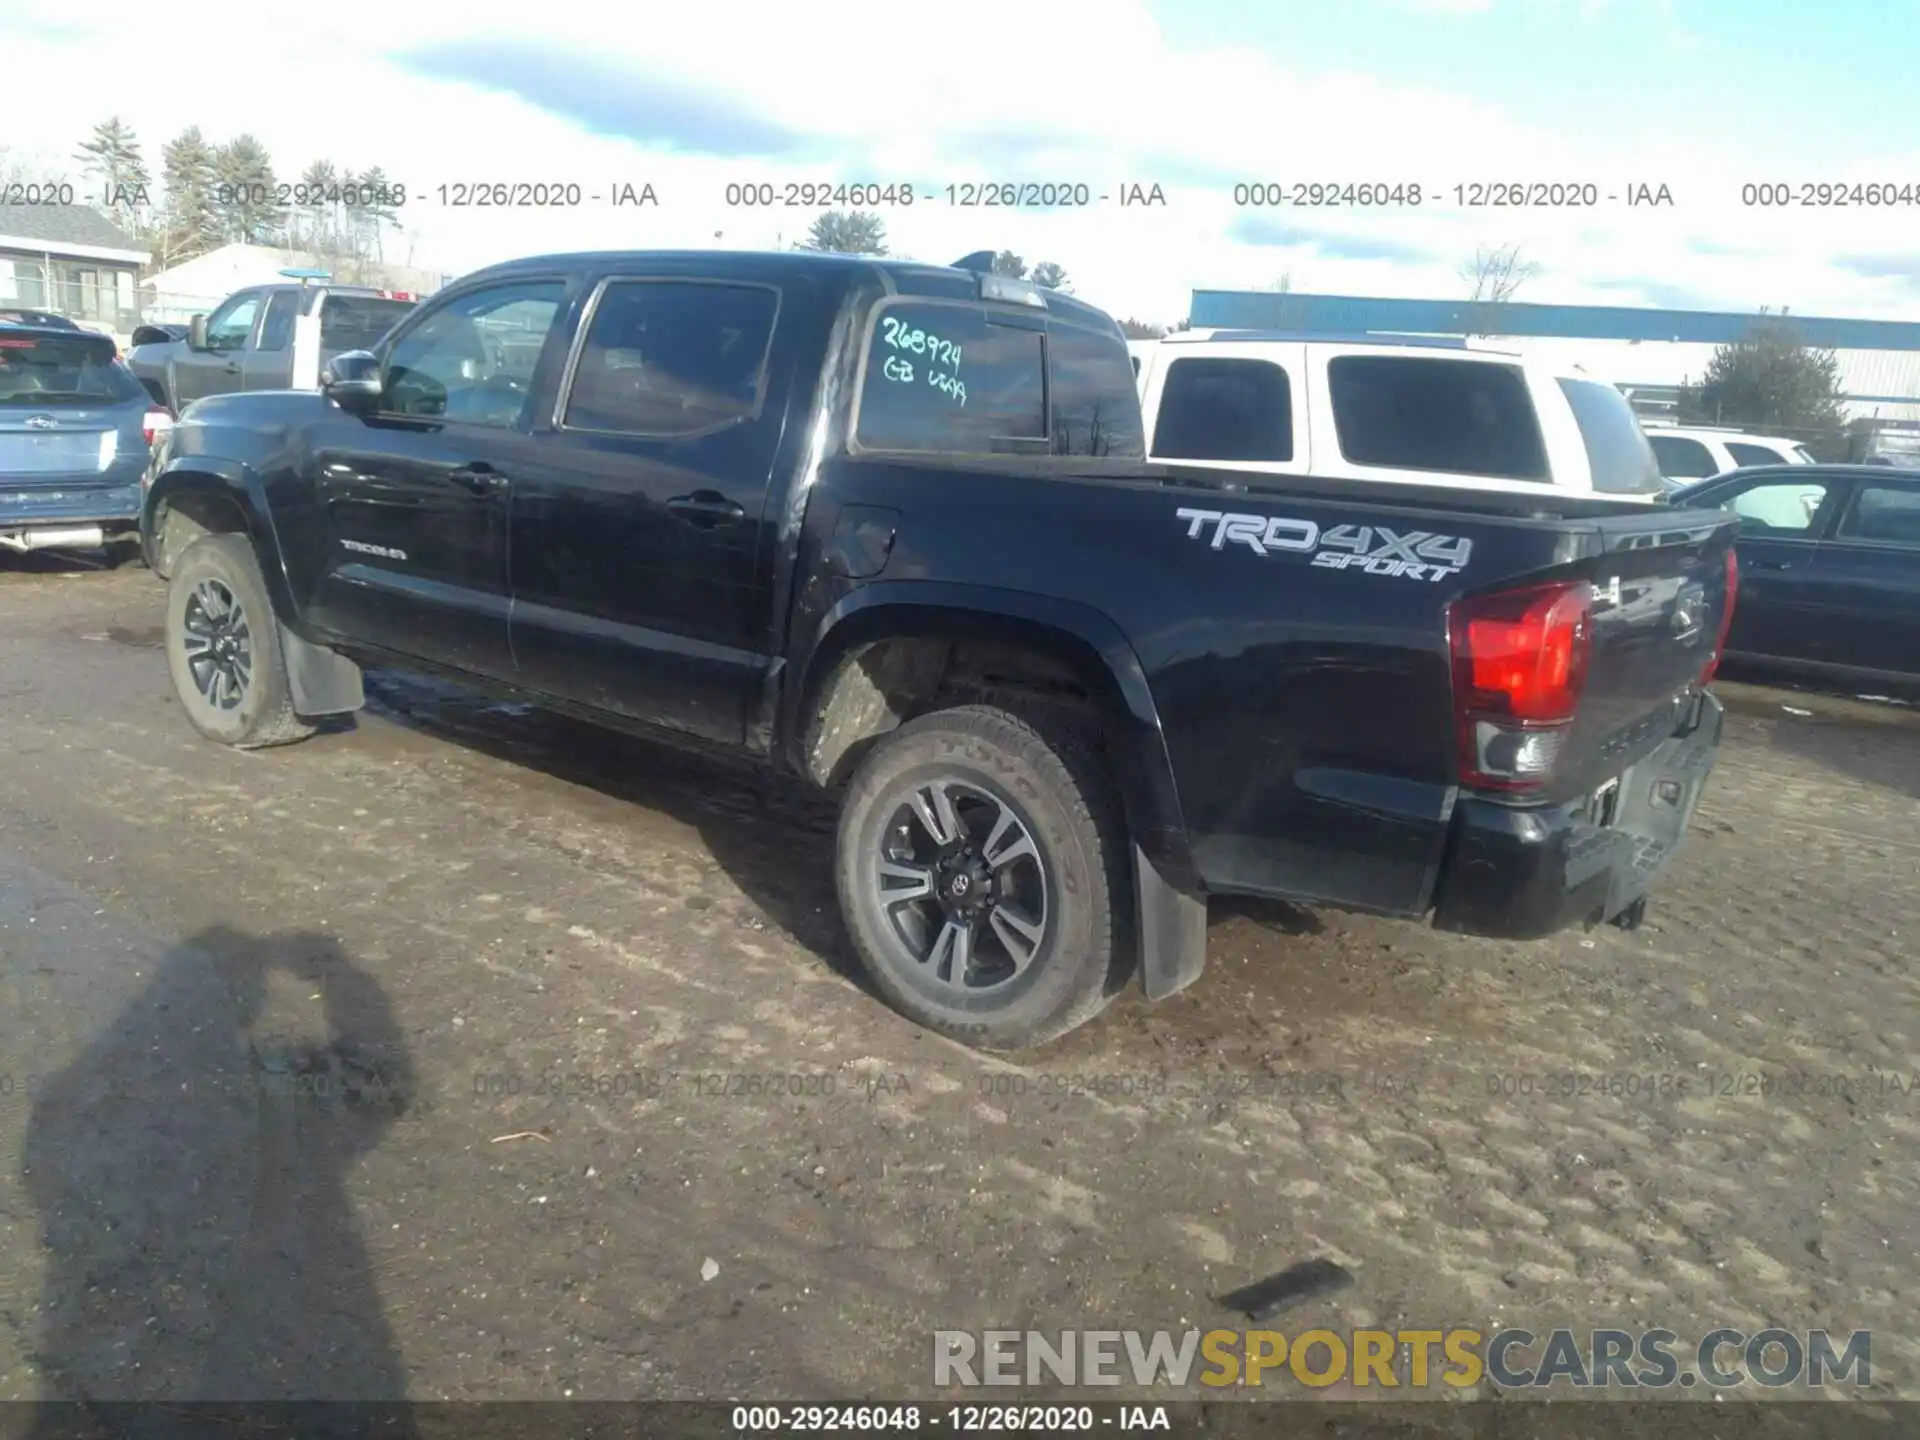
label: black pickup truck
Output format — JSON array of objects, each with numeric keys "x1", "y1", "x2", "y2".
[{"x1": 139, "y1": 249, "x2": 1738, "y2": 1049}]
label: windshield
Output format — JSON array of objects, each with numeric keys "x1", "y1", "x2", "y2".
[
  {"x1": 0, "y1": 332, "x2": 144, "y2": 406},
  {"x1": 1557, "y1": 378, "x2": 1665, "y2": 495}
]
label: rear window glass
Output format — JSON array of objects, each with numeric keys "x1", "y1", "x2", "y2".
[
  {"x1": 1048, "y1": 324, "x2": 1144, "y2": 457},
  {"x1": 1727, "y1": 441, "x2": 1787, "y2": 468},
  {"x1": 0, "y1": 333, "x2": 143, "y2": 405},
  {"x1": 855, "y1": 302, "x2": 1045, "y2": 453},
  {"x1": 563, "y1": 279, "x2": 778, "y2": 435},
  {"x1": 1154, "y1": 356, "x2": 1293, "y2": 462},
  {"x1": 1838, "y1": 484, "x2": 1920, "y2": 545},
  {"x1": 1556, "y1": 378, "x2": 1665, "y2": 495},
  {"x1": 322, "y1": 296, "x2": 415, "y2": 351},
  {"x1": 1650, "y1": 435, "x2": 1719, "y2": 478},
  {"x1": 1328, "y1": 355, "x2": 1548, "y2": 480}
]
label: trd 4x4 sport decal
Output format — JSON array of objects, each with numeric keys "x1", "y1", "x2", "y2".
[{"x1": 1176, "y1": 508, "x2": 1472, "y2": 583}]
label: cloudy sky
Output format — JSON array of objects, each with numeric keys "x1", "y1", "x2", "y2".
[{"x1": 5, "y1": 0, "x2": 1917, "y2": 325}]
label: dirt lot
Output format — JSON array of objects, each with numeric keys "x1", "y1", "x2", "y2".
[{"x1": 0, "y1": 556, "x2": 1915, "y2": 1406}]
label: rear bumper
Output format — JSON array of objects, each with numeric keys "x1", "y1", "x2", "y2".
[
  {"x1": 1430, "y1": 690, "x2": 1723, "y2": 939},
  {"x1": 0, "y1": 481, "x2": 143, "y2": 532}
]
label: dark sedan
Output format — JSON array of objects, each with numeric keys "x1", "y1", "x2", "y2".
[
  {"x1": 1, "y1": 323, "x2": 171, "y2": 558},
  {"x1": 1669, "y1": 464, "x2": 1920, "y2": 688}
]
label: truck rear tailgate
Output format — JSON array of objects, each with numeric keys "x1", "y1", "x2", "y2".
[
  {"x1": 1433, "y1": 505, "x2": 1737, "y2": 937},
  {"x1": 1550, "y1": 506, "x2": 1737, "y2": 796}
]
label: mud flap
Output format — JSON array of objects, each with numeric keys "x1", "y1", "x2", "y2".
[
  {"x1": 1134, "y1": 843, "x2": 1208, "y2": 1000},
  {"x1": 281, "y1": 623, "x2": 364, "y2": 716}
]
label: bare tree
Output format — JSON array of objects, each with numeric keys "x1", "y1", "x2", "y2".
[{"x1": 1460, "y1": 243, "x2": 1537, "y2": 303}]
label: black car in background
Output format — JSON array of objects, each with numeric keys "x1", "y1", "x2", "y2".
[
  {"x1": 0, "y1": 308, "x2": 83, "y2": 331},
  {"x1": 1670, "y1": 465, "x2": 1920, "y2": 688},
  {"x1": 0, "y1": 323, "x2": 170, "y2": 559}
]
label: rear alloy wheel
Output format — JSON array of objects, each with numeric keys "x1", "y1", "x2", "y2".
[
  {"x1": 164, "y1": 533, "x2": 315, "y2": 748},
  {"x1": 836, "y1": 705, "x2": 1129, "y2": 1050}
]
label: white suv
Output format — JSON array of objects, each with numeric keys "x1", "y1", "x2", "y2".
[
  {"x1": 1642, "y1": 424, "x2": 1815, "y2": 483},
  {"x1": 1132, "y1": 330, "x2": 1666, "y2": 500}
]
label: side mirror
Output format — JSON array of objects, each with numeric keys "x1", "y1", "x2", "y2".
[
  {"x1": 187, "y1": 314, "x2": 210, "y2": 351},
  {"x1": 321, "y1": 350, "x2": 383, "y2": 413}
]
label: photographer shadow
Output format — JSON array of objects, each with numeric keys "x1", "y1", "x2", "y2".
[{"x1": 21, "y1": 926, "x2": 416, "y2": 1436}]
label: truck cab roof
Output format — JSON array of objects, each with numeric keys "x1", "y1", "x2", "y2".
[{"x1": 455, "y1": 249, "x2": 1127, "y2": 336}]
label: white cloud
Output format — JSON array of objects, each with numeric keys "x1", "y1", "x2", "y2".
[{"x1": 4, "y1": 0, "x2": 1918, "y2": 325}]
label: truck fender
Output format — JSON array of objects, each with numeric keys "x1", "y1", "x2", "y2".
[
  {"x1": 143, "y1": 457, "x2": 303, "y2": 635},
  {"x1": 798, "y1": 582, "x2": 1209, "y2": 1001}
]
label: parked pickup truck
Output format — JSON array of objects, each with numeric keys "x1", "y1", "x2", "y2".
[
  {"x1": 126, "y1": 283, "x2": 417, "y2": 415},
  {"x1": 140, "y1": 249, "x2": 1738, "y2": 1049}
]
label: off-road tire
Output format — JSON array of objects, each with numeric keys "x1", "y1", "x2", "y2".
[
  {"x1": 164, "y1": 533, "x2": 315, "y2": 749},
  {"x1": 835, "y1": 704, "x2": 1131, "y2": 1051}
]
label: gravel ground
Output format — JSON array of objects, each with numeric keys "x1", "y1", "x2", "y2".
[{"x1": 0, "y1": 556, "x2": 1914, "y2": 1409}]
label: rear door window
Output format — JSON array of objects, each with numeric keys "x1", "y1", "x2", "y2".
[
  {"x1": 1154, "y1": 357, "x2": 1293, "y2": 462},
  {"x1": 1048, "y1": 323, "x2": 1144, "y2": 457},
  {"x1": 561, "y1": 279, "x2": 779, "y2": 435},
  {"x1": 0, "y1": 332, "x2": 144, "y2": 405},
  {"x1": 1650, "y1": 435, "x2": 1719, "y2": 478},
  {"x1": 854, "y1": 301, "x2": 1045, "y2": 453},
  {"x1": 1327, "y1": 355, "x2": 1548, "y2": 480},
  {"x1": 1836, "y1": 484, "x2": 1920, "y2": 546},
  {"x1": 1556, "y1": 378, "x2": 1664, "y2": 495},
  {"x1": 322, "y1": 296, "x2": 416, "y2": 352},
  {"x1": 1727, "y1": 441, "x2": 1789, "y2": 468},
  {"x1": 257, "y1": 290, "x2": 300, "y2": 352}
]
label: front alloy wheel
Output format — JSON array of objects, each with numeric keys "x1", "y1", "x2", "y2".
[{"x1": 181, "y1": 578, "x2": 253, "y2": 710}]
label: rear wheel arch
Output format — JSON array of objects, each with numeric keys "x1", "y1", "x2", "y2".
[{"x1": 793, "y1": 593, "x2": 1197, "y2": 889}]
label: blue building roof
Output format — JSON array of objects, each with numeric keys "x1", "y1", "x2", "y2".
[{"x1": 1189, "y1": 291, "x2": 1920, "y2": 352}]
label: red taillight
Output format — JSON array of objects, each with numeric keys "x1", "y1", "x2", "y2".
[
  {"x1": 1700, "y1": 548, "x2": 1739, "y2": 684},
  {"x1": 1448, "y1": 580, "x2": 1594, "y2": 792},
  {"x1": 143, "y1": 407, "x2": 173, "y2": 446}
]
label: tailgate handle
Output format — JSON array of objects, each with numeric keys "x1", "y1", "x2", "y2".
[{"x1": 1746, "y1": 557, "x2": 1795, "y2": 571}]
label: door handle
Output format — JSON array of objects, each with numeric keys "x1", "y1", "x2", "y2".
[
  {"x1": 447, "y1": 463, "x2": 508, "y2": 496},
  {"x1": 668, "y1": 492, "x2": 746, "y2": 528},
  {"x1": 221, "y1": 362, "x2": 240, "y2": 374}
]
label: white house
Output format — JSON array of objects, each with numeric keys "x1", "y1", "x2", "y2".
[
  {"x1": 0, "y1": 203, "x2": 150, "y2": 339},
  {"x1": 141, "y1": 243, "x2": 449, "y2": 322}
]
